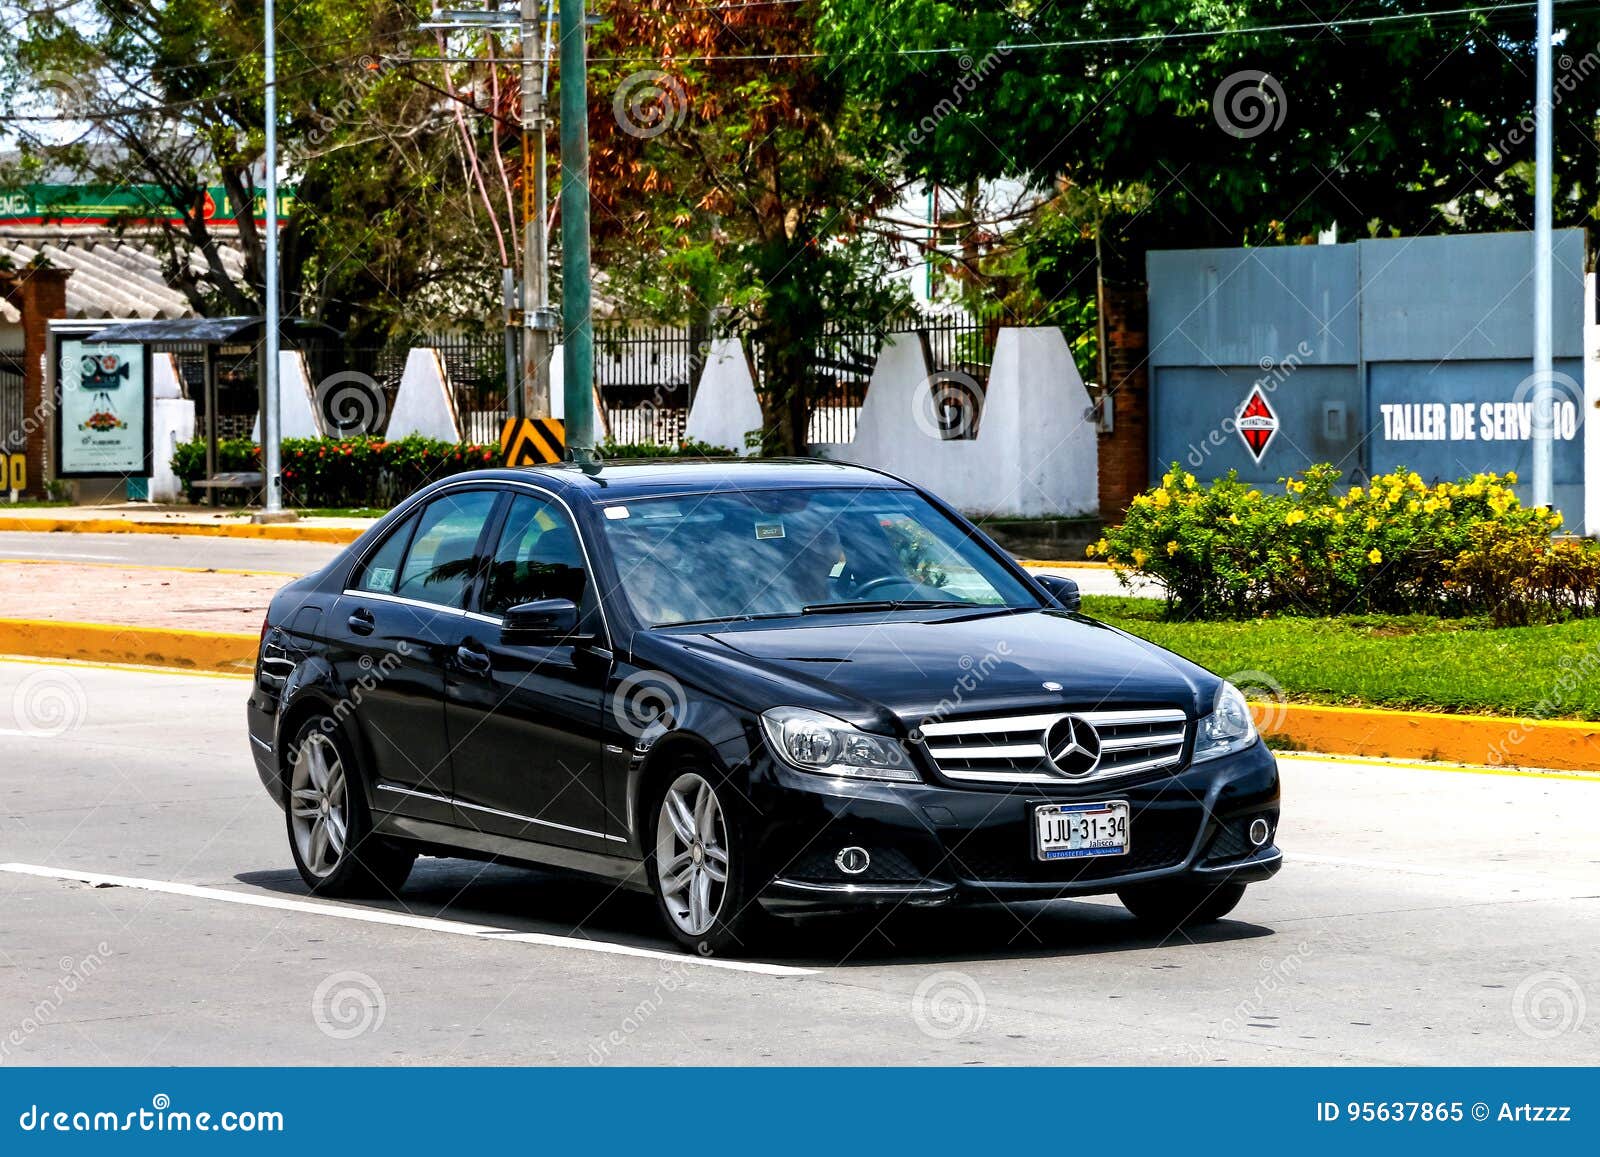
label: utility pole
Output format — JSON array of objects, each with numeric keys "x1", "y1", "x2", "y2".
[
  {"x1": 1531, "y1": 0, "x2": 1555, "y2": 510},
  {"x1": 423, "y1": 4, "x2": 555, "y2": 418},
  {"x1": 520, "y1": 0, "x2": 555, "y2": 418},
  {"x1": 559, "y1": 0, "x2": 594, "y2": 461}
]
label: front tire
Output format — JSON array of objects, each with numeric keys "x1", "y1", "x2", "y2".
[
  {"x1": 1118, "y1": 881, "x2": 1247, "y2": 929},
  {"x1": 647, "y1": 768, "x2": 773, "y2": 956},
  {"x1": 284, "y1": 718, "x2": 415, "y2": 898}
]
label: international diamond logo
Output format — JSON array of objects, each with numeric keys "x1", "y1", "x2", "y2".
[{"x1": 1236, "y1": 385, "x2": 1279, "y2": 463}]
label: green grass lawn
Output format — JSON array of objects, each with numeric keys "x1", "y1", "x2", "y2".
[{"x1": 1081, "y1": 595, "x2": 1600, "y2": 720}]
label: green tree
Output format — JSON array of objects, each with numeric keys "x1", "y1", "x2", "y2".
[{"x1": 822, "y1": 0, "x2": 1600, "y2": 279}]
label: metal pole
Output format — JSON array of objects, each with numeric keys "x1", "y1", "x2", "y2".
[
  {"x1": 262, "y1": 0, "x2": 283, "y2": 514},
  {"x1": 559, "y1": 0, "x2": 594, "y2": 459},
  {"x1": 1531, "y1": 0, "x2": 1554, "y2": 510},
  {"x1": 522, "y1": 0, "x2": 553, "y2": 418}
]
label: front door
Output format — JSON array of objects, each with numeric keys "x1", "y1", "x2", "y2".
[{"x1": 445, "y1": 490, "x2": 611, "y2": 849}]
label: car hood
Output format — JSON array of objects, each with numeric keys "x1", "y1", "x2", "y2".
[{"x1": 642, "y1": 609, "x2": 1215, "y2": 729}]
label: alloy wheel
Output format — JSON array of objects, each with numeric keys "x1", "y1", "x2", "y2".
[
  {"x1": 289, "y1": 731, "x2": 349, "y2": 878},
  {"x1": 655, "y1": 772, "x2": 730, "y2": 937}
]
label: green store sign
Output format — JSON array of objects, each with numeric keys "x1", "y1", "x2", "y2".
[{"x1": 0, "y1": 184, "x2": 294, "y2": 225}]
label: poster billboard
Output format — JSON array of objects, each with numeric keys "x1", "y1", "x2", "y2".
[{"x1": 55, "y1": 340, "x2": 153, "y2": 477}]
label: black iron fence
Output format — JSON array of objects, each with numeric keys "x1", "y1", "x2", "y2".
[
  {"x1": 0, "y1": 347, "x2": 26, "y2": 452},
  {"x1": 158, "y1": 309, "x2": 1010, "y2": 449}
]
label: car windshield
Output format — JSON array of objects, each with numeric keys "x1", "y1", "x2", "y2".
[{"x1": 597, "y1": 486, "x2": 1039, "y2": 626}]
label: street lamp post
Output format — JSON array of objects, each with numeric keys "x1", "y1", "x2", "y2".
[
  {"x1": 1531, "y1": 0, "x2": 1555, "y2": 511},
  {"x1": 261, "y1": 0, "x2": 284, "y2": 518},
  {"x1": 558, "y1": 0, "x2": 594, "y2": 462}
]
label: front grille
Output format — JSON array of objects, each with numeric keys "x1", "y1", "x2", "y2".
[
  {"x1": 947, "y1": 806, "x2": 1199, "y2": 884},
  {"x1": 918, "y1": 708, "x2": 1188, "y2": 786}
]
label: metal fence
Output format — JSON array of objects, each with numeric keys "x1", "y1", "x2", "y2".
[
  {"x1": 155, "y1": 309, "x2": 1008, "y2": 449},
  {"x1": 0, "y1": 347, "x2": 25, "y2": 451}
]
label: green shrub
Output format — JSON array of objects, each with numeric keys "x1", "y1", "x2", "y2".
[
  {"x1": 1094, "y1": 464, "x2": 1572, "y2": 620},
  {"x1": 597, "y1": 439, "x2": 736, "y2": 459}
]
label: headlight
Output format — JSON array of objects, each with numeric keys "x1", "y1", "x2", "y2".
[
  {"x1": 1191, "y1": 682, "x2": 1259, "y2": 763},
  {"x1": 760, "y1": 707, "x2": 919, "y2": 783}
]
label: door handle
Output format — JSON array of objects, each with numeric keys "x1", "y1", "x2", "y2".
[
  {"x1": 347, "y1": 608, "x2": 375, "y2": 636},
  {"x1": 455, "y1": 644, "x2": 492, "y2": 675}
]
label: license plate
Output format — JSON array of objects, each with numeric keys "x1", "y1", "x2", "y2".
[{"x1": 1035, "y1": 801, "x2": 1130, "y2": 861}]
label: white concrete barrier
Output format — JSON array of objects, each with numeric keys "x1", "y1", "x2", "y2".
[
  {"x1": 684, "y1": 338, "x2": 761, "y2": 454},
  {"x1": 822, "y1": 327, "x2": 1098, "y2": 517},
  {"x1": 251, "y1": 351, "x2": 326, "y2": 442},
  {"x1": 385, "y1": 348, "x2": 461, "y2": 442}
]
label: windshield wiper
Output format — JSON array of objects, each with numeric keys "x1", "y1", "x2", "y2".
[{"x1": 801, "y1": 599, "x2": 976, "y2": 615}]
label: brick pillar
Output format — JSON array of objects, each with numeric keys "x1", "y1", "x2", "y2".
[
  {"x1": 1, "y1": 265, "x2": 73, "y2": 497},
  {"x1": 1098, "y1": 281, "x2": 1150, "y2": 520}
]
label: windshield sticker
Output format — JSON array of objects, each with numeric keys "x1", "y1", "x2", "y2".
[
  {"x1": 603, "y1": 505, "x2": 630, "y2": 520},
  {"x1": 366, "y1": 567, "x2": 394, "y2": 591},
  {"x1": 754, "y1": 520, "x2": 786, "y2": 541}
]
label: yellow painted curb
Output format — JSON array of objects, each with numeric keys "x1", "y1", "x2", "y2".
[
  {"x1": 1259, "y1": 702, "x2": 1600, "y2": 774},
  {"x1": 0, "y1": 619, "x2": 257, "y2": 674},
  {"x1": 1018, "y1": 558, "x2": 1113, "y2": 569},
  {"x1": 0, "y1": 517, "x2": 363, "y2": 544}
]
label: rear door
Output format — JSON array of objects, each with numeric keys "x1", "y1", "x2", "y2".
[{"x1": 332, "y1": 487, "x2": 500, "y2": 822}]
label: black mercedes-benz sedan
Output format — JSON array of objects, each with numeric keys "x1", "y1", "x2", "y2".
[{"x1": 247, "y1": 460, "x2": 1280, "y2": 955}]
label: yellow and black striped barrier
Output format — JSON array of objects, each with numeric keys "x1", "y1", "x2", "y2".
[{"x1": 499, "y1": 417, "x2": 566, "y2": 466}]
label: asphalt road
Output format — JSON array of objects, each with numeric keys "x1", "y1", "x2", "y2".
[
  {"x1": 0, "y1": 532, "x2": 342, "y2": 575},
  {"x1": 0, "y1": 659, "x2": 1594, "y2": 1066}
]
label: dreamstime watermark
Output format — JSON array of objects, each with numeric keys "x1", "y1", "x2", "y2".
[
  {"x1": 1185, "y1": 939, "x2": 1314, "y2": 1062},
  {"x1": 1184, "y1": 340, "x2": 1313, "y2": 469},
  {"x1": 35, "y1": 69, "x2": 95, "y2": 117},
  {"x1": 1510, "y1": 970, "x2": 1587, "y2": 1040},
  {"x1": 613, "y1": 70, "x2": 689, "y2": 139},
  {"x1": 1225, "y1": 668, "x2": 1289, "y2": 734},
  {"x1": 315, "y1": 370, "x2": 387, "y2": 435},
  {"x1": 1508, "y1": 368, "x2": 1584, "y2": 442},
  {"x1": 8, "y1": 670, "x2": 88, "y2": 738},
  {"x1": 1493, "y1": 44, "x2": 1600, "y2": 160},
  {"x1": 0, "y1": 943, "x2": 114, "y2": 1064},
  {"x1": 911, "y1": 970, "x2": 987, "y2": 1040},
  {"x1": 311, "y1": 970, "x2": 386, "y2": 1040},
  {"x1": 612, "y1": 669, "x2": 690, "y2": 739},
  {"x1": 1212, "y1": 70, "x2": 1288, "y2": 138},
  {"x1": 910, "y1": 369, "x2": 984, "y2": 440},
  {"x1": 17, "y1": 1093, "x2": 283, "y2": 1134},
  {"x1": 904, "y1": 46, "x2": 1014, "y2": 147},
  {"x1": 1486, "y1": 643, "x2": 1600, "y2": 766},
  {"x1": 908, "y1": 641, "x2": 1014, "y2": 743},
  {"x1": 586, "y1": 958, "x2": 694, "y2": 1064}
]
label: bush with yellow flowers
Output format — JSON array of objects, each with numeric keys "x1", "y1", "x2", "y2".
[{"x1": 1090, "y1": 464, "x2": 1579, "y2": 620}]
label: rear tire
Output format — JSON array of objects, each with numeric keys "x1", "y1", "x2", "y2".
[
  {"x1": 646, "y1": 767, "x2": 776, "y2": 957},
  {"x1": 284, "y1": 716, "x2": 415, "y2": 898},
  {"x1": 1117, "y1": 881, "x2": 1247, "y2": 929}
]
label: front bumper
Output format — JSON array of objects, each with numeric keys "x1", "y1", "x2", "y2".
[{"x1": 750, "y1": 739, "x2": 1282, "y2": 914}]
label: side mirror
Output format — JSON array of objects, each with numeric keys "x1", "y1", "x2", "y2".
[
  {"x1": 501, "y1": 598, "x2": 582, "y2": 645},
  {"x1": 1035, "y1": 574, "x2": 1081, "y2": 613}
]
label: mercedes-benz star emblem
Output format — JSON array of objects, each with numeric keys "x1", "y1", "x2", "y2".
[{"x1": 1044, "y1": 715, "x2": 1102, "y2": 776}]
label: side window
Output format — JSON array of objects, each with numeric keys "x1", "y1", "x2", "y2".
[
  {"x1": 394, "y1": 490, "x2": 498, "y2": 609},
  {"x1": 481, "y1": 494, "x2": 591, "y2": 617},
  {"x1": 351, "y1": 512, "x2": 418, "y2": 594}
]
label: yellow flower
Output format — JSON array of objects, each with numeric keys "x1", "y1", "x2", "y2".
[
  {"x1": 1166, "y1": 540, "x2": 1180, "y2": 556},
  {"x1": 1285, "y1": 510, "x2": 1306, "y2": 526},
  {"x1": 1366, "y1": 516, "x2": 1380, "y2": 531},
  {"x1": 1386, "y1": 487, "x2": 1403, "y2": 505},
  {"x1": 1095, "y1": 539, "x2": 1110, "y2": 555},
  {"x1": 1182, "y1": 472, "x2": 1197, "y2": 490},
  {"x1": 1368, "y1": 548, "x2": 1383, "y2": 564},
  {"x1": 1152, "y1": 489, "x2": 1172, "y2": 509},
  {"x1": 1506, "y1": 470, "x2": 1518, "y2": 484},
  {"x1": 1084, "y1": 544, "x2": 1096, "y2": 558},
  {"x1": 1227, "y1": 513, "x2": 1240, "y2": 525},
  {"x1": 1407, "y1": 472, "x2": 1423, "y2": 490},
  {"x1": 1348, "y1": 486, "x2": 1363, "y2": 501},
  {"x1": 1132, "y1": 548, "x2": 1148, "y2": 567},
  {"x1": 1406, "y1": 499, "x2": 1420, "y2": 514},
  {"x1": 1422, "y1": 498, "x2": 1438, "y2": 514},
  {"x1": 1332, "y1": 512, "x2": 1345, "y2": 525}
]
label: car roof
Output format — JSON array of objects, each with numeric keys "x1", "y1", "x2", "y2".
[{"x1": 435, "y1": 458, "x2": 910, "y2": 503}]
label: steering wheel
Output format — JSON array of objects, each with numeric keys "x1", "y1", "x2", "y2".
[{"x1": 851, "y1": 574, "x2": 927, "y2": 599}]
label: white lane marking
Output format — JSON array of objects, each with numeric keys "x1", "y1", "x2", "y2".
[
  {"x1": 1290, "y1": 852, "x2": 1582, "y2": 893},
  {"x1": 0, "y1": 862, "x2": 814, "y2": 977}
]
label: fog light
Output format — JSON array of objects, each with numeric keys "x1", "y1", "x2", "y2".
[
  {"x1": 834, "y1": 846, "x2": 871, "y2": 875},
  {"x1": 1248, "y1": 817, "x2": 1272, "y2": 847}
]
